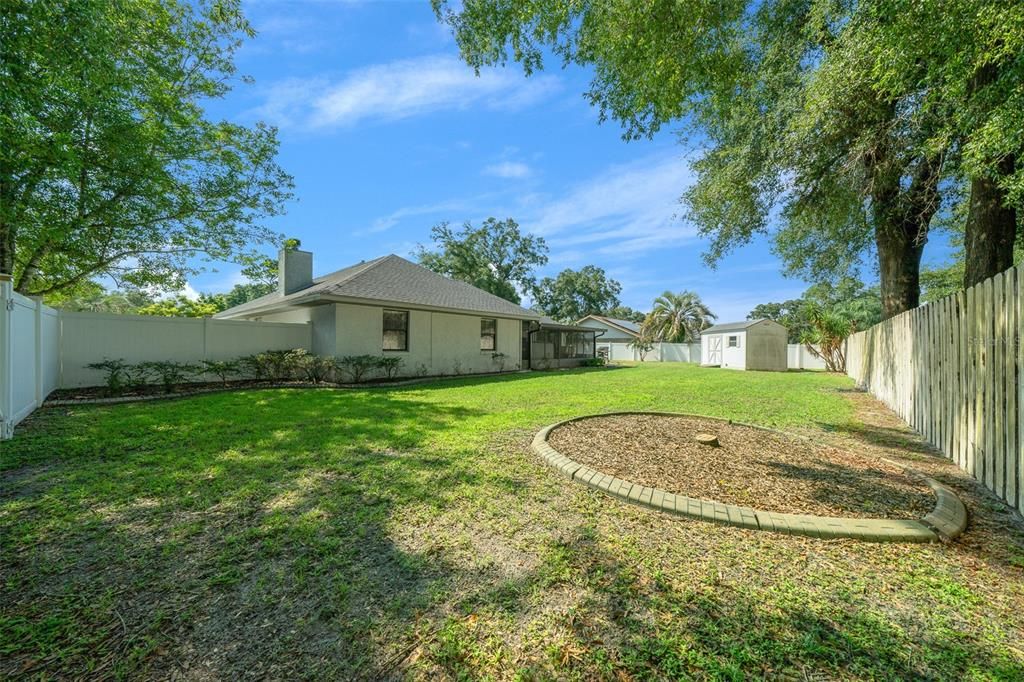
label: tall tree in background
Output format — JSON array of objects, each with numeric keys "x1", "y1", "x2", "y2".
[
  {"x1": 600, "y1": 305, "x2": 646, "y2": 323},
  {"x1": 415, "y1": 218, "x2": 548, "y2": 304},
  {"x1": 749, "y1": 278, "x2": 882, "y2": 342},
  {"x1": 0, "y1": 0, "x2": 293, "y2": 296},
  {"x1": 643, "y1": 291, "x2": 715, "y2": 343},
  {"x1": 535, "y1": 266, "x2": 621, "y2": 322},
  {"x1": 434, "y1": 0, "x2": 1021, "y2": 318}
]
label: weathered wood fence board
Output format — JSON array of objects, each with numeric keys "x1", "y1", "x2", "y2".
[{"x1": 846, "y1": 264, "x2": 1022, "y2": 511}]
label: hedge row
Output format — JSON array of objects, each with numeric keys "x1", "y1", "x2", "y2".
[{"x1": 85, "y1": 349, "x2": 514, "y2": 395}]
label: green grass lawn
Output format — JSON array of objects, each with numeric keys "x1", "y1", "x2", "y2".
[{"x1": 2, "y1": 364, "x2": 1023, "y2": 680}]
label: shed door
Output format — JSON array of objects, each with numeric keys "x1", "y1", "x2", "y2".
[{"x1": 706, "y1": 335, "x2": 722, "y2": 365}]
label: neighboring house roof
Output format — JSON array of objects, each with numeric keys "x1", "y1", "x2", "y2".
[
  {"x1": 702, "y1": 319, "x2": 780, "y2": 334},
  {"x1": 537, "y1": 316, "x2": 596, "y2": 332},
  {"x1": 576, "y1": 315, "x2": 642, "y2": 337},
  {"x1": 215, "y1": 254, "x2": 540, "y2": 320}
]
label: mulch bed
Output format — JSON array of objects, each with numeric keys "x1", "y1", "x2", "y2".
[{"x1": 547, "y1": 414, "x2": 936, "y2": 518}]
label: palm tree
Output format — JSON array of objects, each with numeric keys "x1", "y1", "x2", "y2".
[{"x1": 643, "y1": 291, "x2": 716, "y2": 343}]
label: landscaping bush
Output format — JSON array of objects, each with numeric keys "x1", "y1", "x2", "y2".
[
  {"x1": 337, "y1": 355, "x2": 379, "y2": 383},
  {"x1": 201, "y1": 359, "x2": 241, "y2": 385},
  {"x1": 580, "y1": 357, "x2": 606, "y2": 367},
  {"x1": 139, "y1": 361, "x2": 200, "y2": 393},
  {"x1": 85, "y1": 358, "x2": 132, "y2": 395},
  {"x1": 238, "y1": 349, "x2": 300, "y2": 381},
  {"x1": 289, "y1": 349, "x2": 336, "y2": 384},
  {"x1": 377, "y1": 356, "x2": 404, "y2": 380}
]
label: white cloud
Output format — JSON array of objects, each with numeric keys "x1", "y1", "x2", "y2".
[
  {"x1": 524, "y1": 154, "x2": 699, "y2": 255},
  {"x1": 482, "y1": 161, "x2": 531, "y2": 179},
  {"x1": 254, "y1": 55, "x2": 559, "y2": 129}
]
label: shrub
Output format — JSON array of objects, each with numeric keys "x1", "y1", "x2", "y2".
[
  {"x1": 262, "y1": 349, "x2": 298, "y2": 381},
  {"x1": 202, "y1": 359, "x2": 241, "y2": 385},
  {"x1": 580, "y1": 357, "x2": 606, "y2": 367},
  {"x1": 377, "y1": 356, "x2": 404, "y2": 380},
  {"x1": 139, "y1": 361, "x2": 199, "y2": 393},
  {"x1": 289, "y1": 349, "x2": 335, "y2": 384},
  {"x1": 239, "y1": 349, "x2": 299, "y2": 381},
  {"x1": 337, "y1": 355, "x2": 379, "y2": 383},
  {"x1": 85, "y1": 358, "x2": 131, "y2": 395}
]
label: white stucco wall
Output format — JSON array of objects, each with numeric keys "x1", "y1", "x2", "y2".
[
  {"x1": 58, "y1": 313, "x2": 311, "y2": 387},
  {"x1": 330, "y1": 302, "x2": 522, "y2": 377}
]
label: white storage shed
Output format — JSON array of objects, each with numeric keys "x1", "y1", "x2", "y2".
[{"x1": 700, "y1": 319, "x2": 788, "y2": 371}]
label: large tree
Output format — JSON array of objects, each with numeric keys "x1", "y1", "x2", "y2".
[
  {"x1": 433, "y1": 0, "x2": 1021, "y2": 318},
  {"x1": 535, "y1": 266, "x2": 621, "y2": 322},
  {"x1": 0, "y1": 0, "x2": 293, "y2": 296},
  {"x1": 643, "y1": 291, "x2": 715, "y2": 343},
  {"x1": 415, "y1": 218, "x2": 548, "y2": 304},
  {"x1": 854, "y1": 1, "x2": 1023, "y2": 287}
]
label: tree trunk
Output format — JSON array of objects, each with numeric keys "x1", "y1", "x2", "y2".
[
  {"x1": 875, "y1": 224, "x2": 924, "y2": 319},
  {"x1": 964, "y1": 155, "x2": 1017, "y2": 288}
]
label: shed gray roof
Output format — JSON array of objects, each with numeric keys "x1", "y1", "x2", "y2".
[
  {"x1": 215, "y1": 254, "x2": 540, "y2": 320},
  {"x1": 702, "y1": 319, "x2": 775, "y2": 334}
]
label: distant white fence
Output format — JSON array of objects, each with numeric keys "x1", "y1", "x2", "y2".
[
  {"x1": 600, "y1": 340, "x2": 826, "y2": 369},
  {"x1": 0, "y1": 276, "x2": 311, "y2": 438},
  {"x1": 846, "y1": 264, "x2": 1022, "y2": 511},
  {"x1": 788, "y1": 344, "x2": 827, "y2": 370},
  {"x1": 599, "y1": 342, "x2": 701, "y2": 363}
]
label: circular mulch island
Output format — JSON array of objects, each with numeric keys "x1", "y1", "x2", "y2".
[
  {"x1": 533, "y1": 412, "x2": 969, "y2": 542},
  {"x1": 548, "y1": 413, "x2": 934, "y2": 519}
]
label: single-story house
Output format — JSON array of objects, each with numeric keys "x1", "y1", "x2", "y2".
[
  {"x1": 699, "y1": 319, "x2": 788, "y2": 371},
  {"x1": 576, "y1": 315, "x2": 642, "y2": 342},
  {"x1": 215, "y1": 248, "x2": 595, "y2": 375},
  {"x1": 576, "y1": 315, "x2": 644, "y2": 360}
]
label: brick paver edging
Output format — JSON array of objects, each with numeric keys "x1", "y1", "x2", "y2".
[{"x1": 532, "y1": 412, "x2": 968, "y2": 543}]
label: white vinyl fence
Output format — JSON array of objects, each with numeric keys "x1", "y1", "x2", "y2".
[
  {"x1": 846, "y1": 264, "x2": 1022, "y2": 511},
  {"x1": 600, "y1": 340, "x2": 826, "y2": 369},
  {"x1": 0, "y1": 275, "x2": 311, "y2": 438},
  {"x1": 0, "y1": 278, "x2": 60, "y2": 437},
  {"x1": 599, "y1": 342, "x2": 702, "y2": 363}
]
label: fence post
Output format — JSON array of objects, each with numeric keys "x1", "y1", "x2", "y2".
[
  {"x1": 32, "y1": 296, "x2": 43, "y2": 407},
  {"x1": 0, "y1": 274, "x2": 14, "y2": 439}
]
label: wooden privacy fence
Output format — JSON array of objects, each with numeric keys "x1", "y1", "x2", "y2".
[{"x1": 846, "y1": 264, "x2": 1022, "y2": 511}]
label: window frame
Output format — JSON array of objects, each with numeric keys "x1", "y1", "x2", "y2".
[
  {"x1": 727, "y1": 335, "x2": 739, "y2": 348},
  {"x1": 382, "y1": 309, "x2": 410, "y2": 352},
  {"x1": 480, "y1": 318, "x2": 498, "y2": 351}
]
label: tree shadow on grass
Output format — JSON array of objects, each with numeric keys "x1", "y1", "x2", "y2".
[
  {"x1": 0, "y1": 390, "x2": 505, "y2": 679},
  {"x1": 424, "y1": 526, "x2": 1024, "y2": 680}
]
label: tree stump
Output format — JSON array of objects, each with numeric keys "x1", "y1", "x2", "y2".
[{"x1": 695, "y1": 433, "x2": 720, "y2": 447}]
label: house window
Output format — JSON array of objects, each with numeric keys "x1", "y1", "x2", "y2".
[
  {"x1": 727, "y1": 335, "x2": 739, "y2": 348},
  {"x1": 383, "y1": 310, "x2": 409, "y2": 351},
  {"x1": 480, "y1": 318, "x2": 497, "y2": 351}
]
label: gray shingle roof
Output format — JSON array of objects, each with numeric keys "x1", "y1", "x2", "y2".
[
  {"x1": 702, "y1": 319, "x2": 773, "y2": 333},
  {"x1": 215, "y1": 254, "x2": 540, "y2": 320},
  {"x1": 577, "y1": 315, "x2": 642, "y2": 336}
]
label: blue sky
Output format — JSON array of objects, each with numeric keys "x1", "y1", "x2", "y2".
[{"x1": 187, "y1": 0, "x2": 953, "y2": 321}]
